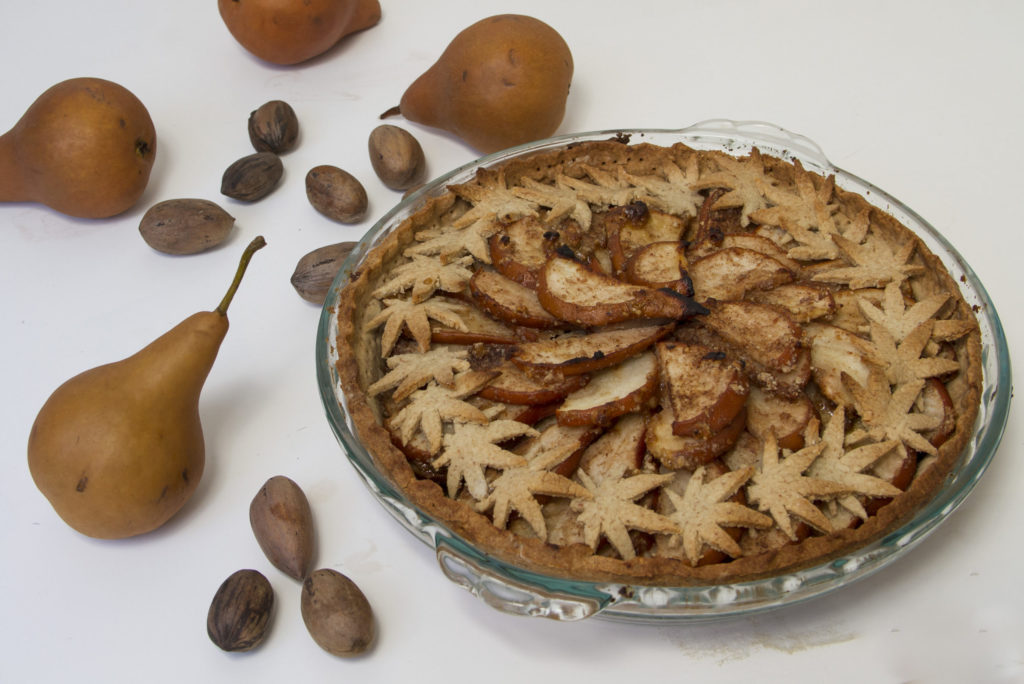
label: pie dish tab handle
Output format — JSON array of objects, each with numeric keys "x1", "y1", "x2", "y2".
[
  {"x1": 435, "y1": 539, "x2": 610, "y2": 620},
  {"x1": 678, "y1": 119, "x2": 836, "y2": 172}
]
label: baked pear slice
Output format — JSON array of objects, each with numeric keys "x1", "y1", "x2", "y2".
[
  {"x1": 655, "y1": 342, "x2": 749, "y2": 438},
  {"x1": 512, "y1": 323, "x2": 672, "y2": 376},
  {"x1": 477, "y1": 360, "x2": 588, "y2": 405},
  {"x1": 488, "y1": 216, "x2": 556, "y2": 289},
  {"x1": 555, "y1": 351, "x2": 659, "y2": 426},
  {"x1": 621, "y1": 241, "x2": 693, "y2": 295},
  {"x1": 646, "y1": 405, "x2": 747, "y2": 470},
  {"x1": 703, "y1": 300, "x2": 803, "y2": 373},
  {"x1": 605, "y1": 202, "x2": 687, "y2": 272},
  {"x1": 744, "y1": 385, "x2": 813, "y2": 451},
  {"x1": 575, "y1": 413, "x2": 646, "y2": 484},
  {"x1": 537, "y1": 254, "x2": 707, "y2": 326},
  {"x1": 688, "y1": 247, "x2": 795, "y2": 302},
  {"x1": 469, "y1": 268, "x2": 562, "y2": 329}
]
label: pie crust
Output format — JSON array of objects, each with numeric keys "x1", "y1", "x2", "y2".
[{"x1": 332, "y1": 138, "x2": 982, "y2": 585}]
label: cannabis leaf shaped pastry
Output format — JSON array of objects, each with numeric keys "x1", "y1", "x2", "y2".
[
  {"x1": 475, "y1": 468, "x2": 589, "y2": 539},
  {"x1": 372, "y1": 254, "x2": 475, "y2": 302},
  {"x1": 751, "y1": 164, "x2": 843, "y2": 261},
  {"x1": 692, "y1": 148, "x2": 777, "y2": 226},
  {"x1": 367, "y1": 347, "x2": 471, "y2": 400},
  {"x1": 812, "y1": 233, "x2": 926, "y2": 289},
  {"x1": 433, "y1": 419, "x2": 537, "y2": 500},
  {"x1": 387, "y1": 371, "x2": 494, "y2": 455},
  {"x1": 452, "y1": 174, "x2": 539, "y2": 236},
  {"x1": 405, "y1": 224, "x2": 495, "y2": 264},
  {"x1": 662, "y1": 466, "x2": 772, "y2": 565},
  {"x1": 806, "y1": 406, "x2": 903, "y2": 520},
  {"x1": 572, "y1": 470, "x2": 677, "y2": 560},
  {"x1": 620, "y1": 156, "x2": 704, "y2": 218},
  {"x1": 867, "y1": 319, "x2": 962, "y2": 386},
  {"x1": 559, "y1": 165, "x2": 636, "y2": 208},
  {"x1": 366, "y1": 297, "x2": 469, "y2": 356},
  {"x1": 844, "y1": 369, "x2": 941, "y2": 458},
  {"x1": 512, "y1": 176, "x2": 593, "y2": 230},
  {"x1": 745, "y1": 433, "x2": 849, "y2": 540}
]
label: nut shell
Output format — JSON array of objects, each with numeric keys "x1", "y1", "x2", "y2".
[
  {"x1": 248, "y1": 100, "x2": 299, "y2": 153},
  {"x1": 368, "y1": 125, "x2": 425, "y2": 191},
  {"x1": 249, "y1": 475, "x2": 315, "y2": 581},
  {"x1": 207, "y1": 569, "x2": 274, "y2": 652},
  {"x1": 138, "y1": 198, "x2": 235, "y2": 255},
  {"x1": 305, "y1": 166, "x2": 368, "y2": 223},
  {"x1": 221, "y1": 152, "x2": 283, "y2": 201},
  {"x1": 291, "y1": 242, "x2": 357, "y2": 305},
  {"x1": 300, "y1": 568, "x2": 375, "y2": 658}
]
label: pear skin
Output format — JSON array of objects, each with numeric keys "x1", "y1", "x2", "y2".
[
  {"x1": 27, "y1": 237, "x2": 266, "y2": 539},
  {"x1": 396, "y1": 14, "x2": 573, "y2": 154},
  {"x1": 0, "y1": 77, "x2": 156, "y2": 219}
]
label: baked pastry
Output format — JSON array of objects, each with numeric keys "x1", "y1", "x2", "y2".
[{"x1": 332, "y1": 137, "x2": 982, "y2": 585}]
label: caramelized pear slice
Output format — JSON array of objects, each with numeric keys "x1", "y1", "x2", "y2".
[
  {"x1": 477, "y1": 360, "x2": 587, "y2": 405},
  {"x1": 646, "y1": 406, "x2": 747, "y2": 470},
  {"x1": 511, "y1": 323, "x2": 672, "y2": 376},
  {"x1": 703, "y1": 300, "x2": 802, "y2": 373},
  {"x1": 688, "y1": 247, "x2": 794, "y2": 302},
  {"x1": 621, "y1": 241, "x2": 692, "y2": 295},
  {"x1": 745, "y1": 385, "x2": 813, "y2": 451},
  {"x1": 555, "y1": 351, "x2": 659, "y2": 426},
  {"x1": 469, "y1": 268, "x2": 562, "y2": 328},
  {"x1": 537, "y1": 255, "x2": 706, "y2": 326},
  {"x1": 655, "y1": 342, "x2": 749, "y2": 438}
]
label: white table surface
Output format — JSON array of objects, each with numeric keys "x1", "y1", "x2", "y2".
[{"x1": 2, "y1": 2, "x2": 1021, "y2": 682}]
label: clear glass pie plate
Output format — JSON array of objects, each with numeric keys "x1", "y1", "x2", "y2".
[{"x1": 315, "y1": 120, "x2": 1011, "y2": 623}]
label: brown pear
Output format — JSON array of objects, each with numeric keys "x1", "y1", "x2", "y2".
[
  {"x1": 218, "y1": 0, "x2": 381, "y2": 66},
  {"x1": 0, "y1": 77, "x2": 156, "y2": 219},
  {"x1": 27, "y1": 237, "x2": 267, "y2": 539},
  {"x1": 393, "y1": 14, "x2": 573, "y2": 154}
]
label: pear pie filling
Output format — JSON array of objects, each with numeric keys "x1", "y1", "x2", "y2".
[{"x1": 334, "y1": 139, "x2": 981, "y2": 584}]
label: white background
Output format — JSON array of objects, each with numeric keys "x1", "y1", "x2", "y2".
[{"x1": 1, "y1": 2, "x2": 1021, "y2": 682}]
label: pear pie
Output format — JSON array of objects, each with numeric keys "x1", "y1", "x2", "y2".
[{"x1": 332, "y1": 137, "x2": 982, "y2": 584}]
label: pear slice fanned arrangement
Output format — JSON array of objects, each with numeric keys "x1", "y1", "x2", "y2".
[{"x1": 28, "y1": 238, "x2": 266, "y2": 539}]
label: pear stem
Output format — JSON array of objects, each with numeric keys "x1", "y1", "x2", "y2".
[{"x1": 216, "y1": 236, "x2": 266, "y2": 316}]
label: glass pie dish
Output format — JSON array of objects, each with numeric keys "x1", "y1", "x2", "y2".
[{"x1": 315, "y1": 120, "x2": 1011, "y2": 623}]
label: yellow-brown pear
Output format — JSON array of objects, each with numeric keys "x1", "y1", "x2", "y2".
[
  {"x1": 0, "y1": 77, "x2": 156, "y2": 219},
  {"x1": 27, "y1": 237, "x2": 266, "y2": 539},
  {"x1": 393, "y1": 14, "x2": 573, "y2": 154}
]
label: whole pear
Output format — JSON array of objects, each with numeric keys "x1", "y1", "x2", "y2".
[
  {"x1": 0, "y1": 77, "x2": 156, "y2": 219},
  {"x1": 393, "y1": 14, "x2": 573, "y2": 154},
  {"x1": 218, "y1": 0, "x2": 381, "y2": 66},
  {"x1": 27, "y1": 237, "x2": 266, "y2": 540}
]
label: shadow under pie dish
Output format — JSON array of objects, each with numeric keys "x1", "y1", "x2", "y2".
[{"x1": 317, "y1": 121, "x2": 1009, "y2": 621}]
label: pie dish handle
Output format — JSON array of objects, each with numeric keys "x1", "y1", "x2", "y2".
[
  {"x1": 678, "y1": 119, "x2": 836, "y2": 172},
  {"x1": 435, "y1": 538, "x2": 612, "y2": 620}
]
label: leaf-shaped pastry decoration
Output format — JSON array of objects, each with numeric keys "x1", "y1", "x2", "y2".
[
  {"x1": 372, "y1": 255, "x2": 475, "y2": 303},
  {"x1": 512, "y1": 176, "x2": 593, "y2": 230},
  {"x1": 812, "y1": 233, "x2": 926, "y2": 289},
  {"x1": 620, "y1": 156, "x2": 704, "y2": 218},
  {"x1": 745, "y1": 433, "x2": 849, "y2": 540},
  {"x1": 806, "y1": 406, "x2": 903, "y2": 520},
  {"x1": 750, "y1": 164, "x2": 843, "y2": 261},
  {"x1": 387, "y1": 371, "x2": 495, "y2": 455},
  {"x1": 571, "y1": 469, "x2": 677, "y2": 560},
  {"x1": 662, "y1": 466, "x2": 772, "y2": 565},
  {"x1": 857, "y1": 282, "x2": 949, "y2": 343},
  {"x1": 433, "y1": 419, "x2": 537, "y2": 500},
  {"x1": 475, "y1": 468, "x2": 589, "y2": 539},
  {"x1": 844, "y1": 369, "x2": 942, "y2": 457},
  {"x1": 867, "y1": 319, "x2": 962, "y2": 386},
  {"x1": 692, "y1": 148, "x2": 777, "y2": 226},
  {"x1": 368, "y1": 347, "x2": 471, "y2": 400},
  {"x1": 559, "y1": 165, "x2": 636, "y2": 208},
  {"x1": 366, "y1": 297, "x2": 469, "y2": 356},
  {"x1": 405, "y1": 223, "x2": 496, "y2": 264}
]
